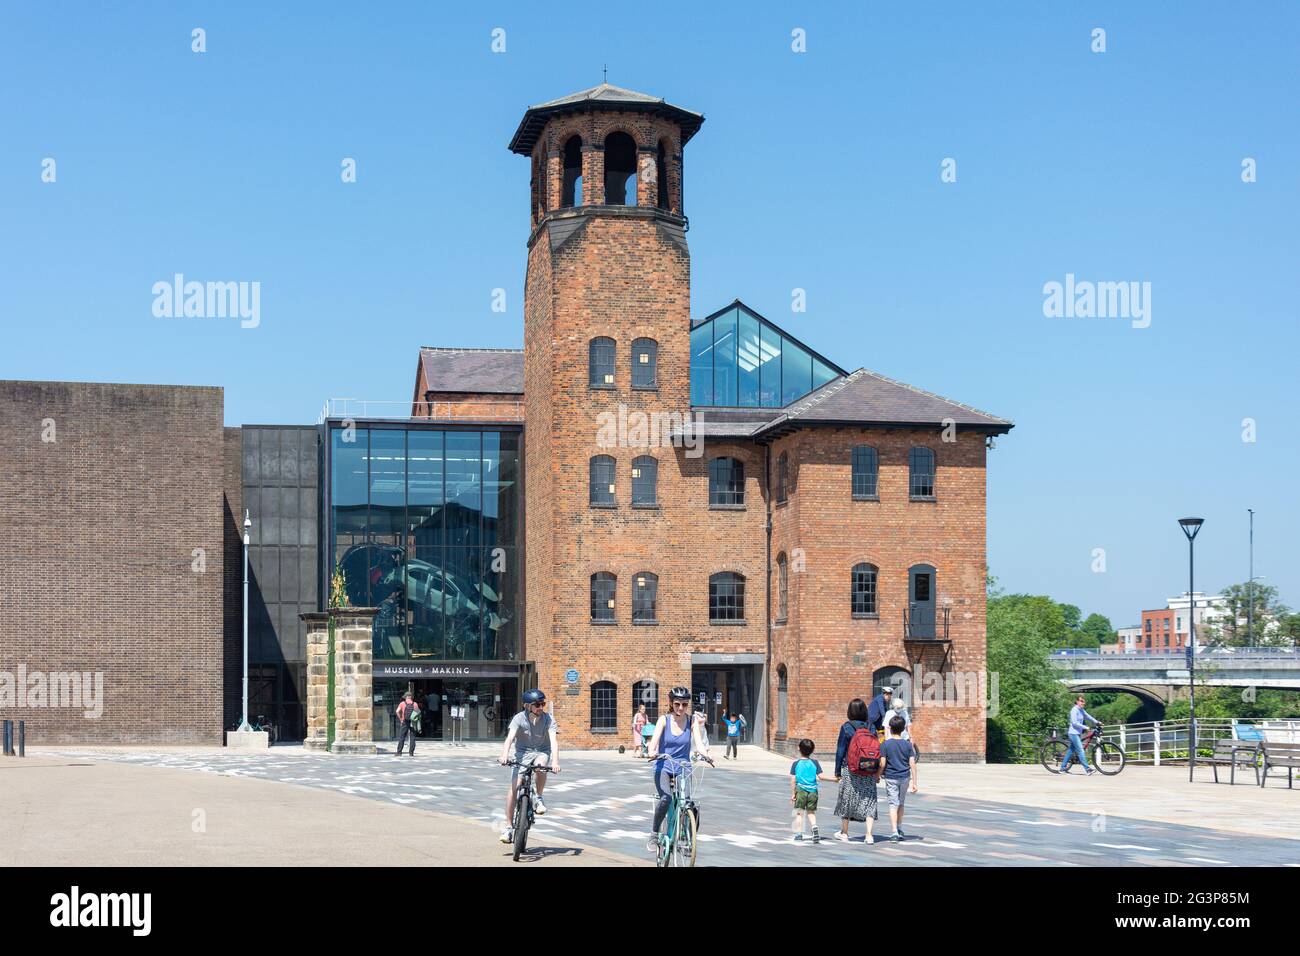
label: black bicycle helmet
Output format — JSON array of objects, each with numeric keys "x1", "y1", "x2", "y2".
[
  {"x1": 522, "y1": 688, "x2": 546, "y2": 705},
  {"x1": 668, "y1": 686, "x2": 691, "y2": 701}
]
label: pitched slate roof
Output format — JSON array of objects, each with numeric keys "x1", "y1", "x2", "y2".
[
  {"x1": 754, "y1": 368, "x2": 1013, "y2": 439},
  {"x1": 508, "y1": 83, "x2": 705, "y2": 155},
  {"x1": 417, "y1": 348, "x2": 524, "y2": 395}
]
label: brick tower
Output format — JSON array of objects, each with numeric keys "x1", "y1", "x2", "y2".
[{"x1": 510, "y1": 85, "x2": 708, "y2": 745}]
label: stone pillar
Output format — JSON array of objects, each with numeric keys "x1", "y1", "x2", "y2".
[
  {"x1": 300, "y1": 608, "x2": 378, "y2": 754},
  {"x1": 330, "y1": 608, "x2": 378, "y2": 754},
  {"x1": 301, "y1": 612, "x2": 330, "y2": 752}
]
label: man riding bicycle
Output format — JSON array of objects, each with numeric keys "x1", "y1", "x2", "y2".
[
  {"x1": 644, "y1": 685, "x2": 711, "y2": 853},
  {"x1": 1060, "y1": 694, "x2": 1101, "y2": 776},
  {"x1": 498, "y1": 688, "x2": 560, "y2": 844}
]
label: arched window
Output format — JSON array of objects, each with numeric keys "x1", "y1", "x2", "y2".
[
  {"x1": 776, "y1": 452, "x2": 790, "y2": 504},
  {"x1": 776, "y1": 553, "x2": 789, "y2": 622},
  {"x1": 603, "y1": 131, "x2": 637, "y2": 205},
  {"x1": 589, "y1": 455, "x2": 615, "y2": 507},
  {"x1": 591, "y1": 680, "x2": 617, "y2": 731},
  {"x1": 872, "y1": 666, "x2": 911, "y2": 703},
  {"x1": 909, "y1": 447, "x2": 936, "y2": 500},
  {"x1": 590, "y1": 572, "x2": 616, "y2": 622},
  {"x1": 633, "y1": 679, "x2": 659, "y2": 721},
  {"x1": 709, "y1": 571, "x2": 746, "y2": 622},
  {"x1": 852, "y1": 445, "x2": 879, "y2": 499},
  {"x1": 656, "y1": 140, "x2": 670, "y2": 209},
  {"x1": 777, "y1": 664, "x2": 789, "y2": 737},
  {"x1": 852, "y1": 563, "x2": 878, "y2": 616},
  {"x1": 589, "y1": 336, "x2": 616, "y2": 387},
  {"x1": 631, "y1": 338, "x2": 658, "y2": 389},
  {"x1": 561, "y1": 135, "x2": 583, "y2": 207},
  {"x1": 631, "y1": 456, "x2": 658, "y2": 507},
  {"x1": 708, "y1": 457, "x2": 745, "y2": 507},
  {"x1": 632, "y1": 571, "x2": 658, "y2": 622}
]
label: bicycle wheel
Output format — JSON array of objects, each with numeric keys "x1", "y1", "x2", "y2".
[
  {"x1": 671, "y1": 805, "x2": 697, "y2": 868},
  {"x1": 1041, "y1": 739, "x2": 1069, "y2": 773},
  {"x1": 512, "y1": 793, "x2": 530, "y2": 861},
  {"x1": 1092, "y1": 741, "x2": 1126, "y2": 776}
]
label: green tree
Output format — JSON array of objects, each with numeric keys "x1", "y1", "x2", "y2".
[
  {"x1": 1080, "y1": 612, "x2": 1114, "y2": 646},
  {"x1": 1059, "y1": 603, "x2": 1082, "y2": 631},
  {"x1": 1205, "y1": 582, "x2": 1289, "y2": 646},
  {"x1": 986, "y1": 593, "x2": 1072, "y2": 761}
]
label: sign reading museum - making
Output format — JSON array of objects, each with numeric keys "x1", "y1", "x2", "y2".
[{"x1": 374, "y1": 662, "x2": 522, "y2": 680}]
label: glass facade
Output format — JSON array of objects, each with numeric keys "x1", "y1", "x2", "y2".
[
  {"x1": 327, "y1": 424, "x2": 521, "y2": 662},
  {"x1": 690, "y1": 303, "x2": 840, "y2": 407}
]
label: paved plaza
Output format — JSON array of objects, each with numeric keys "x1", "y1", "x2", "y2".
[{"x1": 7, "y1": 743, "x2": 1299, "y2": 867}]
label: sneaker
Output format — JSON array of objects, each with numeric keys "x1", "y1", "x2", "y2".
[
  {"x1": 891, "y1": 833, "x2": 901, "y2": 843},
  {"x1": 897, "y1": 827, "x2": 906, "y2": 838},
  {"x1": 812, "y1": 831, "x2": 821, "y2": 845},
  {"x1": 791, "y1": 833, "x2": 804, "y2": 843},
  {"x1": 833, "y1": 832, "x2": 850, "y2": 843},
  {"x1": 1085, "y1": 768, "x2": 1096, "y2": 777},
  {"x1": 500, "y1": 828, "x2": 513, "y2": 844},
  {"x1": 646, "y1": 835, "x2": 660, "y2": 853},
  {"x1": 533, "y1": 795, "x2": 547, "y2": 815}
]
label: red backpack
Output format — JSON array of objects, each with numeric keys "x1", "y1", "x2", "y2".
[{"x1": 846, "y1": 725, "x2": 881, "y2": 775}]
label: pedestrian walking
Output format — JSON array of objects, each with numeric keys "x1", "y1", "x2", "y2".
[
  {"x1": 868, "y1": 685, "x2": 893, "y2": 735},
  {"x1": 832, "y1": 698, "x2": 880, "y2": 844},
  {"x1": 394, "y1": 690, "x2": 420, "y2": 757},
  {"x1": 884, "y1": 694, "x2": 912, "y2": 741},
  {"x1": 789, "y1": 738, "x2": 835, "y2": 844},
  {"x1": 632, "y1": 703, "x2": 649, "y2": 757},
  {"x1": 722, "y1": 711, "x2": 746, "y2": 759},
  {"x1": 880, "y1": 715, "x2": 918, "y2": 841}
]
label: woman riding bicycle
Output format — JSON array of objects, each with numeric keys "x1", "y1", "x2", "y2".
[{"x1": 644, "y1": 685, "x2": 711, "y2": 853}]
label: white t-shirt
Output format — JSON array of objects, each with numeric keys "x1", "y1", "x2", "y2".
[{"x1": 884, "y1": 707, "x2": 912, "y2": 739}]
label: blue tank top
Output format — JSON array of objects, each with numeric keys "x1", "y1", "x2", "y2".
[{"x1": 661, "y1": 714, "x2": 692, "y2": 761}]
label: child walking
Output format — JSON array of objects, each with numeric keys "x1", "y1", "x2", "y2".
[
  {"x1": 789, "y1": 738, "x2": 834, "y2": 845},
  {"x1": 879, "y1": 715, "x2": 919, "y2": 842}
]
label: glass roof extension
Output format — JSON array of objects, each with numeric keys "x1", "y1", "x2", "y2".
[{"x1": 689, "y1": 301, "x2": 844, "y2": 408}]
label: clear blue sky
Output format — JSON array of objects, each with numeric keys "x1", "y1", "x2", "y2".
[{"x1": 3, "y1": 3, "x2": 1296, "y2": 626}]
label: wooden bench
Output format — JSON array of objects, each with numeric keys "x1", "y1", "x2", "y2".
[
  {"x1": 1207, "y1": 739, "x2": 1260, "y2": 785},
  {"x1": 1259, "y1": 741, "x2": 1300, "y2": 789}
]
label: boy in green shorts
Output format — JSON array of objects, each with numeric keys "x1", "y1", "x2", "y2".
[{"x1": 790, "y1": 738, "x2": 833, "y2": 844}]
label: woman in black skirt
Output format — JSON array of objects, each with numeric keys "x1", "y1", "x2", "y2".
[{"x1": 832, "y1": 698, "x2": 879, "y2": 844}]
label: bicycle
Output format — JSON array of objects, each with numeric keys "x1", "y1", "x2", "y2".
[
  {"x1": 504, "y1": 758, "x2": 556, "y2": 861},
  {"x1": 650, "y1": 752, "x2": 713, "y2": 868},
  {"x1": 1040, "y1": 725, "x2": 1125, "y2": 776}
]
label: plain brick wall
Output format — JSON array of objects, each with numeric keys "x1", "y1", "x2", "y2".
[{"x1": 0, "y1": 380, "x2": 225, "y2": 744}]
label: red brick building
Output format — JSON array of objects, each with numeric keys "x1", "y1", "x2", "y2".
[{"x1": 413, "y1": 84, "x2": 1014, "y2": 760}]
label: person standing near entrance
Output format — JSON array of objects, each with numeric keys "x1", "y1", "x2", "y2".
[
  {"x1": 498, "y1": 688, "x2": 560, "y2": 844},
  {"x1": 632, "y1": 704, "x2": 649, "y2": 757},
  {"x1": 722, "y1": 712, "x2": 746, "y2": 760},
  {"x1": 394, "y1": 691, "x2": 420, "y2": 757},
  {"x1": 867, "y1": 686, "x2": 892, "y2": 736}
]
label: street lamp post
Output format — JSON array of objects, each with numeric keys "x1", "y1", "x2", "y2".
[
  {"x1": 238, "y1": 510, "x2": 252, "y2": 733},
  {"x1": 1178, "y1": 517, "x2": 1204, "y2": 783},
  {"x1": 1247, "y1": 509, "x2": 1254, "y2": 646}
]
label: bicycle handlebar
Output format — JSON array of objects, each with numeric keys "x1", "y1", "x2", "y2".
[{"x1": 503, "y1": 759, "x2": 557, "y2": 772}]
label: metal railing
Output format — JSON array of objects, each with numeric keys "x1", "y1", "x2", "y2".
[
  {"x1": 903, "y1": 604, "x2": 951, "y2": 641},
  {"x1": 317, "y1": 398, "x2": 526, "y2": 423},
  {"x1": 1050, "y1": 646, "x2": 1299, "y2": 660},
  {"x1": 1005, "y1": 717, "x2": 1300, "y2": 765}
]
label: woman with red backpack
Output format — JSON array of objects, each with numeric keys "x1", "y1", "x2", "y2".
[{"x1": 832, "y1": 698, "x2": 881, "y2": 844}]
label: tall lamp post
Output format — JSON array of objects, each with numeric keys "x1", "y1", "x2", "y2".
[
  {"x1": 1178, "y1": 517, "x2": 1204, "y2": 783},
  {"x1": 238, "y1": 510, "x2": 252, "y2": 733},
  {"x1": 1247, "y1": 509, "x2": 1254, "y2": 646}
]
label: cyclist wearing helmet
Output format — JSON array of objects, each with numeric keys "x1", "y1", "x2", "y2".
[
  {"x1": 498, "y1": 688, "x2": 560, "y2": 844},
  {"x1": 644, "y1": 685, "x2": 710, "y2": 853}
]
